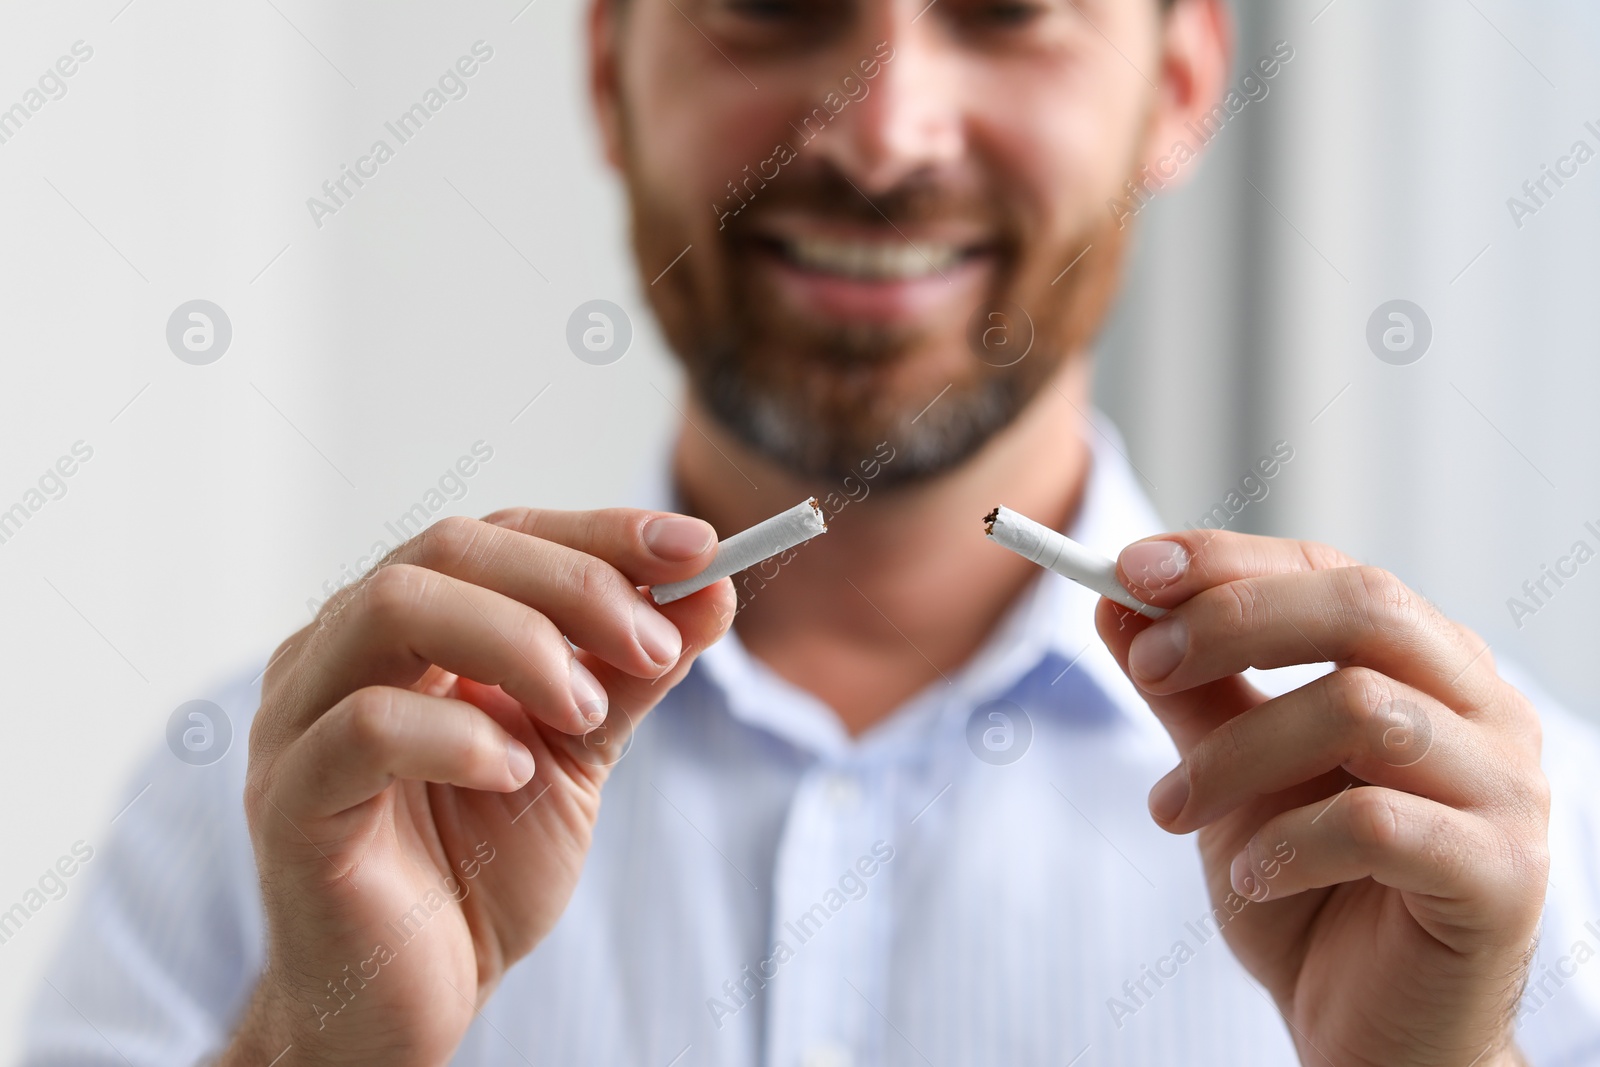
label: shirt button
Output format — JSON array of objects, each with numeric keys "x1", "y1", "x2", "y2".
[
  {"x1": 824, "y1": 773, "x2": 861, "y2": 811},
  {"x1": 802, "y1": 1044, "x2": 853, "y2": 1067}
]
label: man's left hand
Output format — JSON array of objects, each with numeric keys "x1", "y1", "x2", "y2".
[{"x1": 1097, "y1": 530, "x2": 1548, "y2": 1067}]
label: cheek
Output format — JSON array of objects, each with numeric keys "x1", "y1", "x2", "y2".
[
  {"x1": 622, "y1": 21, "x2": 792, "y2": 219},
  {"x1": 979, "y1": 106, "x2": 1105, "y2": 242},
  {"x1": 971, "y1": 66, "x2": 1151, "y2": 241}
]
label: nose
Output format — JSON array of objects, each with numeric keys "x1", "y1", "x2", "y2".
[{"x1": 806, "y1": 7, "x2": 967, "y2": 195}]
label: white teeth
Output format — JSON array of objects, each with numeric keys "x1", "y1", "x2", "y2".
[{"x1": 781, "y1": 236, "x2": 963, "y2": 280}]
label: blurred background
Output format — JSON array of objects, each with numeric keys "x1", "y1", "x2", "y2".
[{"x1": 1, "y1": 0, "x2": 1596, "y2": 1056}]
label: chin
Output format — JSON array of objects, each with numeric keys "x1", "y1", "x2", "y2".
[{"x1": 691, "y1": 332, "x2": 1046, "y2": 487}]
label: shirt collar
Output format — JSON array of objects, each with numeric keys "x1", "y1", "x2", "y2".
[{"x1": 627, "y1": 410, "x2": 1172, "y2": 762}]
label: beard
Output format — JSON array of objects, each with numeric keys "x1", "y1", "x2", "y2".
[{"x1": 623, "y1": 143, "x2": 1134, "y2": 488}]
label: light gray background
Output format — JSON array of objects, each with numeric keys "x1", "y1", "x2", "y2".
[{"x1": 1, "y1": 0, "x2": 1596, "y2": 1057}]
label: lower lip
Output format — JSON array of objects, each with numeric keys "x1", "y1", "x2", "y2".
[{"x1": 753, "y1": 243, "x2": 992, "y2": 325}]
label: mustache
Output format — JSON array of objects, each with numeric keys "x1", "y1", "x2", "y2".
[{"x1": 718, "y1": 159, "x2": 1008, "y2": 235}]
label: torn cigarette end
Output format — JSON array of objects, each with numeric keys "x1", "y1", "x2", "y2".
[
  {"x1": 984, "y1": 505, "x2": 1167, "y2": 619},
  {"x1": 649, "y1": 497, "x2": 828, "y2": 605}
]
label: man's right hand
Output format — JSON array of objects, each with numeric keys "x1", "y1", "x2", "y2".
[{"x1": 220, "y1": 509, "x2": 733, "y2": 1067}]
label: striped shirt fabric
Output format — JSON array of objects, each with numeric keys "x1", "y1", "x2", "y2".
[{"x1": 20, "y1": 423, "x2": 1600, "y2": 1066}]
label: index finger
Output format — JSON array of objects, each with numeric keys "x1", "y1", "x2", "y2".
[
  {"x1": 1114, "y1": 529, "x2": 1496, "y2": 696},
  {"x1": 480, "y1": 507, "x2": 719, "y2": 585},
  {"x1": 1115, "y1": 529, "x2": 1359, "y2": 610}
]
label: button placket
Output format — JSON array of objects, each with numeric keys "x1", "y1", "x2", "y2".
[{"x1": 764, "y1": 762, "x2": 892, "y2": 1067}]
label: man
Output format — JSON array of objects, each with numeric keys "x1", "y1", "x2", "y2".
[{"x1": 23, "y1": 0, "x2": 1600, "y2": 1063}]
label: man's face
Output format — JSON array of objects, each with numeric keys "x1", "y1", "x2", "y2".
[{"x1": 601, "y1": 0, "x2": 1166, "y2": 483}]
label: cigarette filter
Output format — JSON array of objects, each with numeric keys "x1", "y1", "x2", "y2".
[
  {"x1": 984, "y1": 506, "x2": 1167, "y2": 619},
  {"x1": 650, "y1": 498, "x2": 828, "y2": 605}
]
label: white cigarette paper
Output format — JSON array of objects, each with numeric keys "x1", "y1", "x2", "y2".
[
  {"x1": 650, "y1": 498, "x2": 828, "y2": 605},
  {"x1": 984, "y1": 506, "x2": 1167, "y2": 619}
]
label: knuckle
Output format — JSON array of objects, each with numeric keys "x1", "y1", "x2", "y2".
[
  {"x1": 1327, "y1": 666, "x2": 1390, "y2": 736},
  {"x1": 569, "y1": 552, "x2": 631, "y2": 610},
  {"x1": 341, "y1": 686, "x2": 404, "y2": 753},
  {"x1": 361, "y1": 563, "x2": 432, "y2": 624},
  {"x1": 242, "y1": 772, "x2": 272, "y2": 833},
  {"x1": 503, "y1": 607, "x2": 558, "y2": 666},
  {"x1": 481, "y1": 506, "x2": 533, "y2": 531},
  {"x1": 1506, "y1": 826, "x2": 1551, "y2": 888},
  {"x1": 1192, "y1": 721, "x2": 1247, "y2": 792},
  {"x1": 1296, "y1": 539, "x2": 1353, "y2": 572},
  {"x1": 1530, "y1": 771, "x2": 1552, "y2": 821},
  {"x1": 246, "y1": 704, "x2": 279, "y2": 760},
  {"x1": 508, "y1": 508, "x2": 561, "y2": 541},
  {"x1": 1346, "y1": 788, "x2": 1404, "y2": 853},
  {"x1": 1216, "y1": 578, "x2": 1271, "y2": 639},
  {"x1": 243, "y1": 754, "x2": 291, "y2": 838},
  {"x1": 1516, "y1": 766, "x2": 1553, "y2": 826},
  {"x1": 1350, "y1": 565, "x2": 1422, "y2": 632},
  {"x1": 1175, "y1": 527, "x2": 1227, "y2": 567},
  {"x1": 454, "y1": 710, "x2": 500, "y2": 779},
  {"x1": 414, "y1": 514, "x2": 485, "y2": 570},
  {"x1": 518, "y1": 506, "x2": 628, "y2": 549}
]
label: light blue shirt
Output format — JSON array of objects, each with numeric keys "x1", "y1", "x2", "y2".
[{"x1": 21, "y1": 425, "x2": 1600, "y2": 1065}]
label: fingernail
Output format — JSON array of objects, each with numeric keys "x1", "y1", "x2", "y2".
[
  {"x1": 1120, "y1": 540, "x2": 1189, "y2": 594},
  {"x1": 644, "y1": 515, "x2": 716, "y2": 561},
  {"x1": 570, "y1": 659, "x2": 608, "y2": 725},
  {"x1": 1129, "y1": 616, "x2": 1187, "y2": 681},
  {"x1": 1148, "y1": 764, "x2": 1189, "y2": 823},
  {"x1": 633, "y1": 600, "x2": 683, "y2": 668},
  {"x1": 506, "y1": 740, "x2": 535, "y2": 784},
  {"x1": 1229, "y1": 850, "x2": 1259, "y2": 900}
]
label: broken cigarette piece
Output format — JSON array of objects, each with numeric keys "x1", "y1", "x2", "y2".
[
  {"x1": 984, "y1": 506, "x2": 1167, "y2": 619},
  {"x1": 650, "y1": 498, "x2": 828, "y2": 605}
]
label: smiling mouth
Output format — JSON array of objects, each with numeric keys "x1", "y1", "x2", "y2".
[{"x1": 758, "y1": 234, "x2": 987, "y2": 282}]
